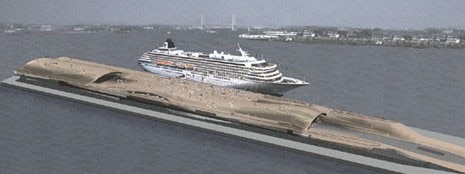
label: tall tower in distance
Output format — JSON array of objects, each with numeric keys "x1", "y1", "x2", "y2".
[
  {"x1": 200, "y1": 15, "x2": 205, "y2": 30},
  {"x1": 231, "y1": 15, "x2": 237, "y2": 31}
]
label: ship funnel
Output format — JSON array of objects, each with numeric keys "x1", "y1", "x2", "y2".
[{"x1": 166, "y1": 38, "x2": 176, "y2": 48}]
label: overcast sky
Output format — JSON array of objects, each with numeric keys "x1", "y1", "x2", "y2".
[{"x1": 1, "y1": 0, "x2": 465, "y2": 29}]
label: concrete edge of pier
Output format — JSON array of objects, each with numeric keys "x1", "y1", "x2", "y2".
[{"x1": 2, "y1": 75, "x2": 461, "y2": 174}]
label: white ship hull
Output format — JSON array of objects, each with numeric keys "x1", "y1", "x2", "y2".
[
  {"x1": 138, "y1": 39, "x2": 308, "y2": 95},
  {"x1": 139, "y1": 63, "x2": 306, "y2": 95}
]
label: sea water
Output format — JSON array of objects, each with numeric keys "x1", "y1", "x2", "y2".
[{"x1": 1, "y1": 29, "x2": 464, "y2": 173}]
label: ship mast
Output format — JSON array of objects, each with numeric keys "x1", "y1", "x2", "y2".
[{"x1": 232, "y1": 15, "x2": 237, "y2": 31}]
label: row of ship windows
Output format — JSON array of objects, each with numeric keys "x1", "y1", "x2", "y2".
[
  {"x1": 154, "y1": 58, "x2": 277, "y2": 76},
  {"x1": 245, "y1": 77, "x2": 282, "y2": 82},
  {"x1": 152, "y1": 56, "x2": 275, "y2": 75},
  {"x1": 194, "y1": 67, "x2": 280, "y2": 79},
  {"x1": 150, "y1": 57, "x2": 280, "y2": 79},
  {"x1": 151, "y1": 52, "x2": 243, "y2": 66},
  {"x1": 156, "y1": 63, "x2": 279, "y2": 80},
  {"x1": 150, "y1": 54, "x2": 276, "y2": 72}
]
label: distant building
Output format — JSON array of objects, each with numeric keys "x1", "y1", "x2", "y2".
[
  {"x1": 327, "y1": 31, "x2": 340, "y2": 39},
  {"x1": 445, "y1": 37, "x2": 460, "y2": 44},
  {"x1": 442, "y1": 30, "x2": 454, "y2": 34},
  {"x1": 142, "y1": 26, "x2": 154, "y2": 30},
  {"x1": 418, "y1": 38, "x2": 431, "y2": 42},
  {"x1": 40, "y1": 25, "x2": 53, "y2": 31},
  {"x1": 73, "y1": 27, "x2": 85, "y2": 31},
  {"x1": 4, "y1": 29, "x2": 16, "y2": 34},
  {"x1": 392, "y1": 35, "x2": 405, "y2": 41},
  {"x1": 302, "y1": 30, "x2": 315, "y2": 38}
]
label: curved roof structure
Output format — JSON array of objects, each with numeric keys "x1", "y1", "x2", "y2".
[
  {"x1": 14, "y1": 57, "x2": 323, "y2": 133},
  {"x1": 12, "y1": 57, "x2": 465, "y2": 173},
  {"x1": 16, "y1": 57, "x2": 122, "y2": 84}
]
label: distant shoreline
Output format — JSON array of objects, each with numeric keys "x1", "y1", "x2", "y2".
[{"x1": 3, "y1": 22, "x2": 464, "y2": 49}]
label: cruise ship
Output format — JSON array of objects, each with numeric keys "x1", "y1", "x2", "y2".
[{"x1": 138, "y1": 39, "x2": 308, "y2": 95}]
